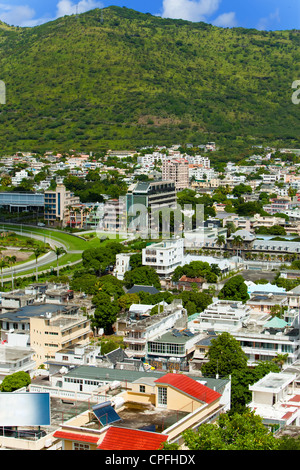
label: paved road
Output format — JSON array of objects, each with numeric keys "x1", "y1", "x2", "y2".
[{"x1": 1, "y1": 231, "x2": 68, "y2": 278}]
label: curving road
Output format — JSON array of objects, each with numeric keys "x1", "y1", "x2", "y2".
[{"x1": 0, "y1": 230, "x2": 72, "y2": 279}]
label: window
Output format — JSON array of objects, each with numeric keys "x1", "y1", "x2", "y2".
[
  {"x1": 139, "y1": 385, "x2": 146, "y2": 393},
  {"x1": 73, "y1": 442, "x2": 90, "y2": 450},
  {"x1": 158, "y1": 387, "x2": 167, "y2": 407}
]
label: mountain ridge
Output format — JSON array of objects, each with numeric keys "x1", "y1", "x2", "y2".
[{"x1": 0, "y1": 6, "x2": 298, "y2": 154}]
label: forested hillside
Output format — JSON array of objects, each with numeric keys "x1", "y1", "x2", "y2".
[{"x1": 0, "y1": 6, "x2": 299, "y2": 154}]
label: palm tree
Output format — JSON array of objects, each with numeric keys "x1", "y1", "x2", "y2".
[
  {"x1": 5, "y1": 255, "x2": 17, "y2": 267},
  {"x1": 33, "y1": 247, "x2": 45, "y2": 281},
  {"x1": 231, "y1": 235, "x2": 243, "y2": 256},
  {"x1": 0, "y1": 258, "x2": 9, "y2": 287},
  {"x1": 216, "y1": 235, "x2": 225, "y2": 253},
  {"x1": 52, "y1": 246, "x2": 66, "y2": 277},
  {"x1": 272, "y1": 353, "x2": 289, "y2": 370}
]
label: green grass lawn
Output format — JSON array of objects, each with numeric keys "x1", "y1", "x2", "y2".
[
  {"x1": 0, "y1": 224, "x2": 124, "y2": 251},
  {"x1": 0, "y1": 224, "x2": 125, "y2": 279}
]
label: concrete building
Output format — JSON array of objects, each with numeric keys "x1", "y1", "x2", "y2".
[
  {"x1": 11, "y1": 169, "x2": 29, "y2": 186},
  {"x1": 190, "y1": 300, "x2": 252, "y2": 333},
  {"x1": 44, "y1": 183, "x2": 80, "y2": 227},
  {"x1": 113, "y1": 252, "x2": 133, "y2": 280},
  {"x1": 0, "y1": 303, "x2": 91, "y2": 368},
  {"x1": 248, "y1": 372, "x2": 300, "y2": 428},
  {"x1": 0, "y1": 333, "x2": 36, "y2": 381},
  {"x1": 162, "y1": 158, "x2": 190, "y2": 190},
  {"x1": 188, "y1": 300, "x2": 300, "y2": 368},
  {"x1": 52, "y1": 371, "x2": 229, "y2": 449},
  {"x1": 126, "y1": 180, "x2": 176, "y2": 236},
  {"x1": 142, "y1": 238, "x2": 184, "y2": 277},
  {"x1": 119, "y1": 300, "x2": 187, "y2": 361},
  {"x1": 30, "y1": 308, "x2": 91, "y2": 367}
]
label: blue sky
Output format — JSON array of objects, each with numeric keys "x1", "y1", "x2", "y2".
[{"x1": 0, "y1": 0, "x2": 298, "y2": 30}]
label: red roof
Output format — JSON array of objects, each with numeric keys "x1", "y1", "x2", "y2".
[
  {"x1": 155, "y1": 373, "x2": 222, "y2": 404},
  {"x1": 289, "y1": 395, "x2": 300, "y2": 403},
  {"x1": 97, "y1": 427, "x2": 168, "y2": 451},
  {"x1": 53, "y1": 430, "x2": 100, "y2": 445},
  {"x1": 179, "y1": 275, "x2": 205, "y2": 283}
]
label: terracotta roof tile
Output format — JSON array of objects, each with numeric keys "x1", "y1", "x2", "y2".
[
  {"x1": 154, "y1": 373, "x2": 221, "y2": 404},
  {"x1": 53, "y1": 430, "x2": 100, "y2": 444},
  {"x1": 97, "y1": 427, "x2": 168, "y2": 450}
]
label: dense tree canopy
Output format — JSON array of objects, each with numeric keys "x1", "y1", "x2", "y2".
[
  {"x1": 123, "y1": 266, "x2": 161, "y2": 290},
  {"x1": 218, "y1": 275, "x2": 250, "y2": 302},
  {"x1": 182, "y1": 411, "x2": 279, "y2": 450},
  {"x1": 0, "y1": 371, "x2": 31, "y2": 392}
]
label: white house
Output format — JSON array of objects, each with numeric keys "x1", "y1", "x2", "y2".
[
  {"x1": 11, "y1": 169, "x2": 29, "y2": 186},
  {"x1": 248, "y1": 372, "x2": 300, "y2": 427},
  {"x1": 0, "y1": 333, "x2": 36, "y2": 381},
  {"x1": 113, "y1": 253, "x2": 133, "y2": 280},
  {"x1": 142, "y1": 238, "x2": 184, "y2": 277}
]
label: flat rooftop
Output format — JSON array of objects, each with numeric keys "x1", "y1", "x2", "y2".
[
  {"x1": 249, "y1": 372, "x2": 297, "y2": 392},
  {"x1": 0, "y1": 303, "x2": 76, "y2": 322},
  {"x1": 84, "y1": 402, "x2": 190, "y2": 433}
]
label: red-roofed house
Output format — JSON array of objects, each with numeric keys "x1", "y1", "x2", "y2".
[
  {"x1": 177, "y1": 275, "x2": 205, "y2": 291},
  {"x1": 52, "y1": 372, "x2": 228, "y2": 450},
  {"x1": 97, "y1": 427, "x2": 168, "y2": 450},
  {"x1": 154, "y1": 373, "x2": 222, "y2": 411},
  {"x1": 53, "y1": 430, "x2": 100, "y2": 451}
]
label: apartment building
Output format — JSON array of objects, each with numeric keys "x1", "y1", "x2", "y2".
[
  {"x1": 44, "y1": 183, "x2": 80, "y2": 227},
  {"x1": 263, "y1": 197, "x2": 292, "y2": 215},
  {"x1": 30, "y1": 307, "x2": 91, "y2": 367},
  {"x1": 252, "y1": 214, "x2": 286, "y2": 230},
  {"x1": 162, "y1": 158, "x2": 190, "y2": 190},
  {"x1": 67, "y1": 203, "x2": 91, "y2": 229},
  {"x1": 188, "y1": 300, "x2": 300, "y2": 368},
  {"x1": 52, "y1": 370, "x2": 228, "y2": 450},
  {"x1": 126, "y1": 180, "x2": 176, "y2": 236},
  {"x1": 0, "y1": 302, "x2": 91, "y2": 368},
  {"x1": 0, "y1": 333, "x2": 36, "y2": 381},
  {"x1": 11, "y1": 169, "x2": 29, "y2": 186},
  {"x1": 190, "y1": 300, "x2": 252, "y2": 333},
  {"x1": 186, "y1": 155, "x2": 210, "y2": 168},
  {"x1": 142, "y1": 238, "x2": 184, "y2": 277},
  {"x1": 120, "y1": 300, "x2": 187, "y2": 361}
]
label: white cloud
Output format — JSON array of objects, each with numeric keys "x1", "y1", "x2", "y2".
[
  {"x1": 161, "y1": 0, "x2": 221, "y2": 22},
  {"x1": 257, "y1": 8, "x2": 280, "y2": 31},
  {"x1": 56, "y1": 0, "x2": 103, "y2": 18},
  {"x1": 0, "y1": 0, "x2": 104, "y2": 27},
  {"x1": 0, "y1": 4, "x2": 36, "y2": 26},
  {"x1": 213, "y1": 11, "x2": 237, "y2": 28}
]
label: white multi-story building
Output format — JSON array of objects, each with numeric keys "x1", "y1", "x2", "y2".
[
  {"x1": 113, "y1": 253, "x2": 133, "y2": 280},
  {"x1": 11, "y1": 169, "x2": 29, "y2": 186},
  {"x1": 137, "y1": 152, "x2": 163, "y2": 166},
  {"x1": 122, "y1": 300, "x2": 187, "y2": 360},
  {"x1": 186, "y1": 155, "x2": 210, "y2": 168},
  {"x1": 262, "y1": 173, "x2": 281, "y2": 184},
  {"x1": 0, "y1": 333, "x2": 36, "y2": 381},
  {"x1": 142, "y1": 238, "x2": 184, "y2": 277},
  {"x1": 189, "y1": 167, "x2": 217, "y2": 181},
  {"x1": 248, "y1": 372, "x2": 300, "y2": 427},
  {"x1": 188, "y1": 300, "x2": 300, "y2": 368},
  {"x1": 189, "y1": 300, "x2": 252, "y2": 333}
]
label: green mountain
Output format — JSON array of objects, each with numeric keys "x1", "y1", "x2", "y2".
[{"x1": 0, "y1": 6, "x2": 299, "y2": 154}]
